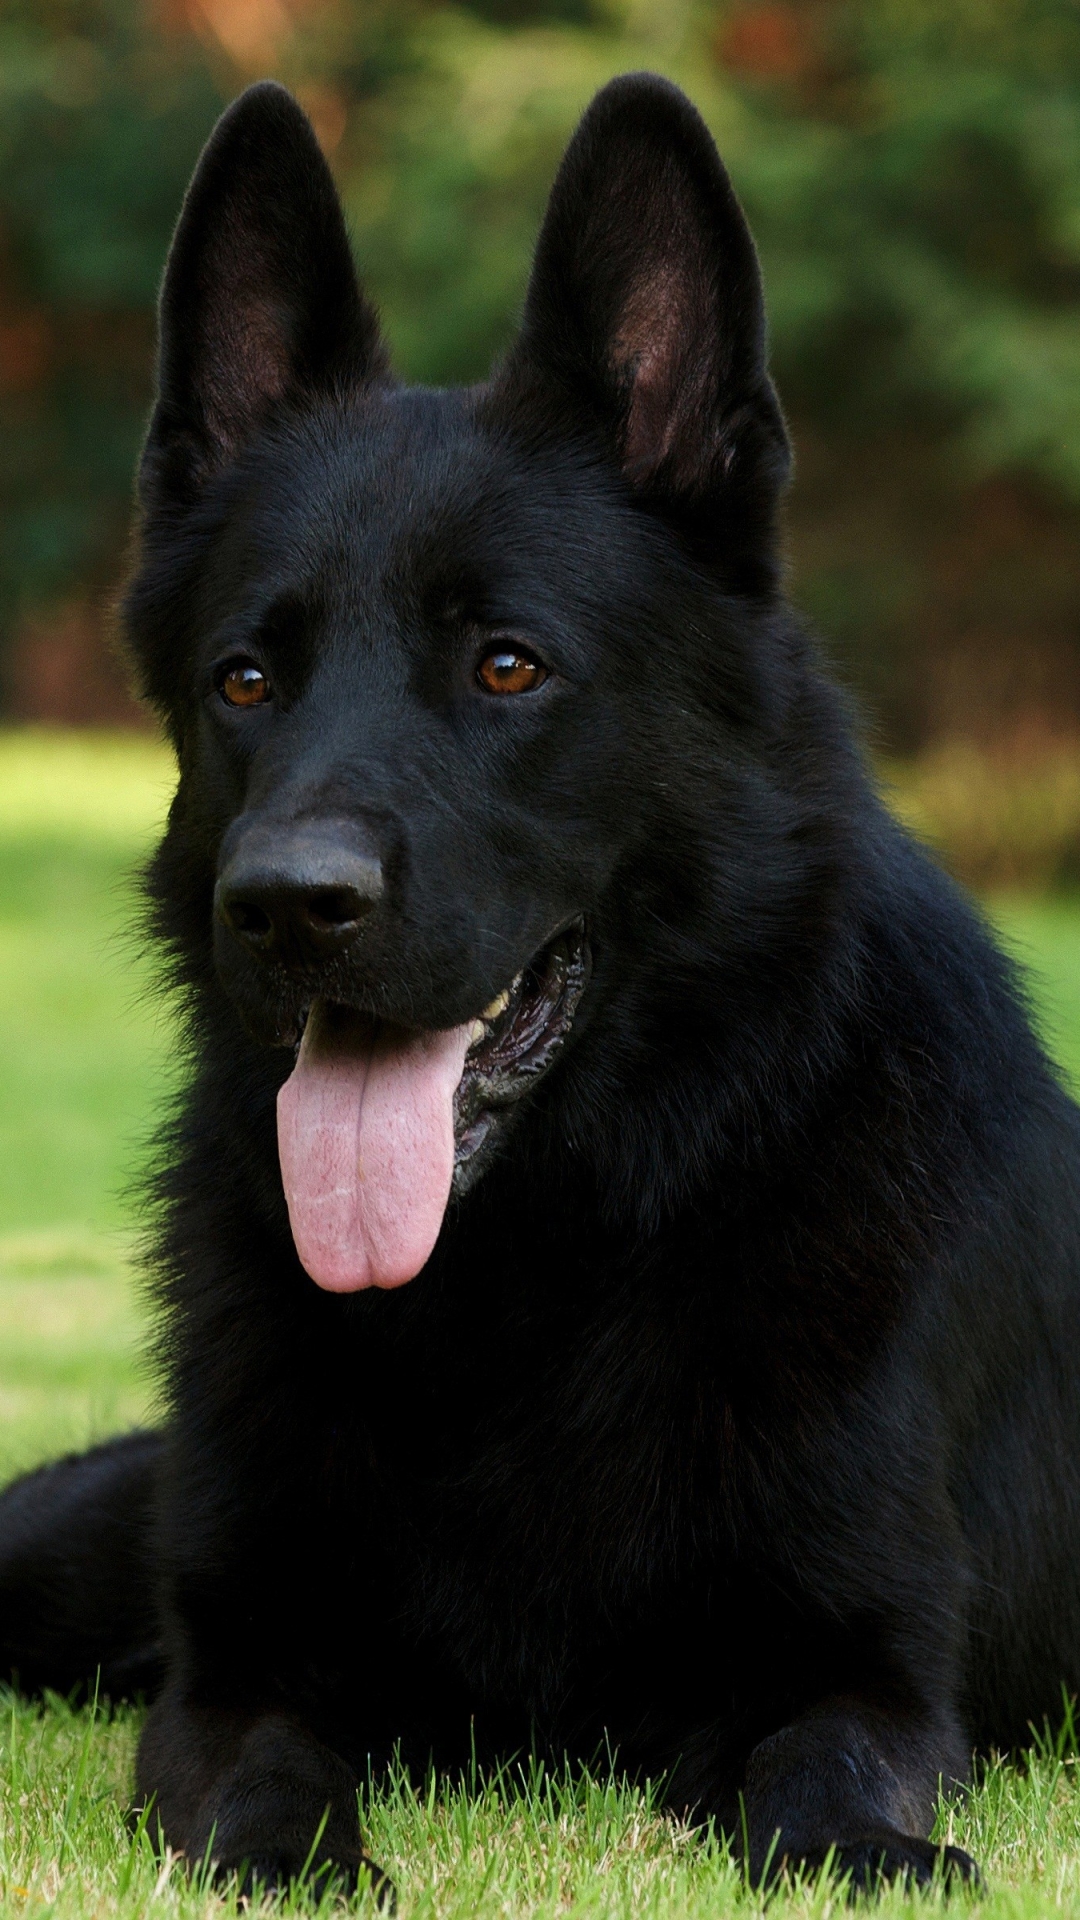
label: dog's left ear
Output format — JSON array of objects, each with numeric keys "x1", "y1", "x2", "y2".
[{"x1": 497, "y1": 73, "x2": 790, "y2": 582}]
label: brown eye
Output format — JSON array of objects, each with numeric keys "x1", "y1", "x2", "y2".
[
  {"x1": 220, "y1": 662, "x2": 271, "y2": 708},
  {"x1": 477, "y1": 649, "x2": 547, "y2": 695}
]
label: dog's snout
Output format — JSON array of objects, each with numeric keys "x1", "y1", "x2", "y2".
[{"x1": 215, "y1": 823, "x2": 384, "y2": 965}]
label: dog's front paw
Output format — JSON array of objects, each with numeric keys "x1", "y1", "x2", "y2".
[
  {"x1": 796, "y1": 1830, "x2": 979, "y2": 1896},
  {"x1": 221, "y1": 1845, "x2": 394, "y2": 1904},
  {"x1": 186, "y1": 1779, "x2": 394, "y2": 1905}
]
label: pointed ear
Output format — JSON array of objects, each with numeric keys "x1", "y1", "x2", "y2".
[
  {"x1": 497, "y1": 74, "x2": 790, "y2": 583},
  {"x1": 142, "y1": 82, "x2": 388, "y2": 504}
]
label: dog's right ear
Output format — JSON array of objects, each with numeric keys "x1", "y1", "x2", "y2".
[{"x1": 142, "y1": 82, "x2": 387, "y2": 506}]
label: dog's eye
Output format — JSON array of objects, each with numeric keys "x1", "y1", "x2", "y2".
[
  {"x1": 219, "y1": 661, "x2": 271, "y2": 708},
  {"x1": 477, "y1": 649, "x2": 547, "y2": 695}
]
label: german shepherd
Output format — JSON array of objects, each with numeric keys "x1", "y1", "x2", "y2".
[{"x1": 3, "y1": 70, "x2": 1080, "y2": 1896}]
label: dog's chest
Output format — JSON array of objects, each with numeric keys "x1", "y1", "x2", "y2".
[{"x1": 348, "y1": 1279, "x2": 739, "y2": 1719}]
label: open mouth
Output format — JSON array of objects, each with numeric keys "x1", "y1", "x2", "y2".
[
  {"x1": 452, "y1": 923, "x2": 590, "y2": 1189},
  {"x1": 275, "y1": 923, "x2": 590, "y2": 1293}
]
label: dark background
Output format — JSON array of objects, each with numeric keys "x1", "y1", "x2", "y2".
[{"x1": 2, "y1": 0, "x2": 1078, "y2": 774}]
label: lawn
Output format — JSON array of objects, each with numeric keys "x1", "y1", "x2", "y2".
[{"x1": 3, "y1": 728, "x2": 1080, "y2": 1918}]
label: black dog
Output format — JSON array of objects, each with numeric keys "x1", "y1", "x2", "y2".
[{"x1": 3, "y1": 70, "x2": 1080, "y2": 1897}]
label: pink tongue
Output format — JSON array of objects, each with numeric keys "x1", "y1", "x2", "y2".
[{"x1": 277, "y1": 1000, "x2": 473, "y2": 1291}]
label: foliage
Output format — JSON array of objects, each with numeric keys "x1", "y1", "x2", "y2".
[
  {"x1": 888, "y1": 736, "x2": 1080, "y2": 892},
  {"x1": 334, "y1": 0, "x2": 1080, "y2": 476},
  {"x1": 1, "y1": 1, "x2": 1079, "y2": 739},
  {"x1": 0, "y1": 0, "x2": 225, "y2": 641}
]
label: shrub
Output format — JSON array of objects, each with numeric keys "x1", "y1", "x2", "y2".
[{"x1": 886, "y1": 737, "x2": 1080, "y2": 891}]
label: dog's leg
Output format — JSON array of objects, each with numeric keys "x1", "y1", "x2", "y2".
[
  {"x1": 136, "y1": 1688, "x2": 390, "y2": 1898},
  {"x1": 0, "y1": 1430, "x2": 163, "y2": 1698},
  {"x1": 739, "y1": 1697, "x2": 978, "y2": 1890}
]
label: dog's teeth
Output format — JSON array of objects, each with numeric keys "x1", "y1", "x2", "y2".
[
  {"x1": 468, "y1": 1020, "x2": 486, "y2": 1048},
  {"x1": 481, "y1": 990, "x2": 510, "y2": 1023}
]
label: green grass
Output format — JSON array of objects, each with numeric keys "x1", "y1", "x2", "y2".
[
  {"x1": 3, "y1": 1707, "x2": 1080, "y2": 1920},
  {"x1": 0, "y1": 729, "x2": 178, "y2": 1237},
  {"x1": 3, "y1": 728, "x2": 1080, "y2": 1916},
  {"x1": 989, "y1": 898, "x2": 1080, "y2": 1091},
  {"x1": 0, "y1": 730, "x2": 173, "y2": 1485}
]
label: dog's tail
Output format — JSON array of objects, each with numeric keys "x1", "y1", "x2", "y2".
[{"x1": 0, "y1": 1429, "x2": 163, "y2": 1700}]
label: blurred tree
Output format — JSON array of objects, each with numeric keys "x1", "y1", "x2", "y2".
[
  {"x1": 0, "y1": 0, "x2": 1078, "y2": 746},
  {"x1": 0, "y1": 0, "x2": 226, "y2": 711}
]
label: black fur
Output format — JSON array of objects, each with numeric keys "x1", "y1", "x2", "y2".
[
  {"x1": 3, "y1": 71, "x2": 1080, "y2": 1896},
  {"x1": 0, "y1": 1433, "x2": 162, "y2": 1698}
]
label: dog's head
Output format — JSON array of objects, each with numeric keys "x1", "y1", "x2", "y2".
[{"x1": 126, "y1": 74, "x2": 798, "y2": 1288}]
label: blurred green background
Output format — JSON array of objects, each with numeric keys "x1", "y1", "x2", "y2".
[
  {"x1": 3, "y1": 0, "x2": 1080, "y2": 771},
  {"x1": 0, "y1": 735, "x2": 176, "y2": 1478}
]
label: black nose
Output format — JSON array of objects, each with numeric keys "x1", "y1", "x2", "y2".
[{"x1": 215, "y1": 822, "x2": 383, "y2": 966}]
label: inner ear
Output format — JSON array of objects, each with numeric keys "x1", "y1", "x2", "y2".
[
  {"x1": 612, "y1": 235, "x2": 716, "y2": 486},
  {"x1": 144, "y1": 82, "x2": 388, "y2": 504}
]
